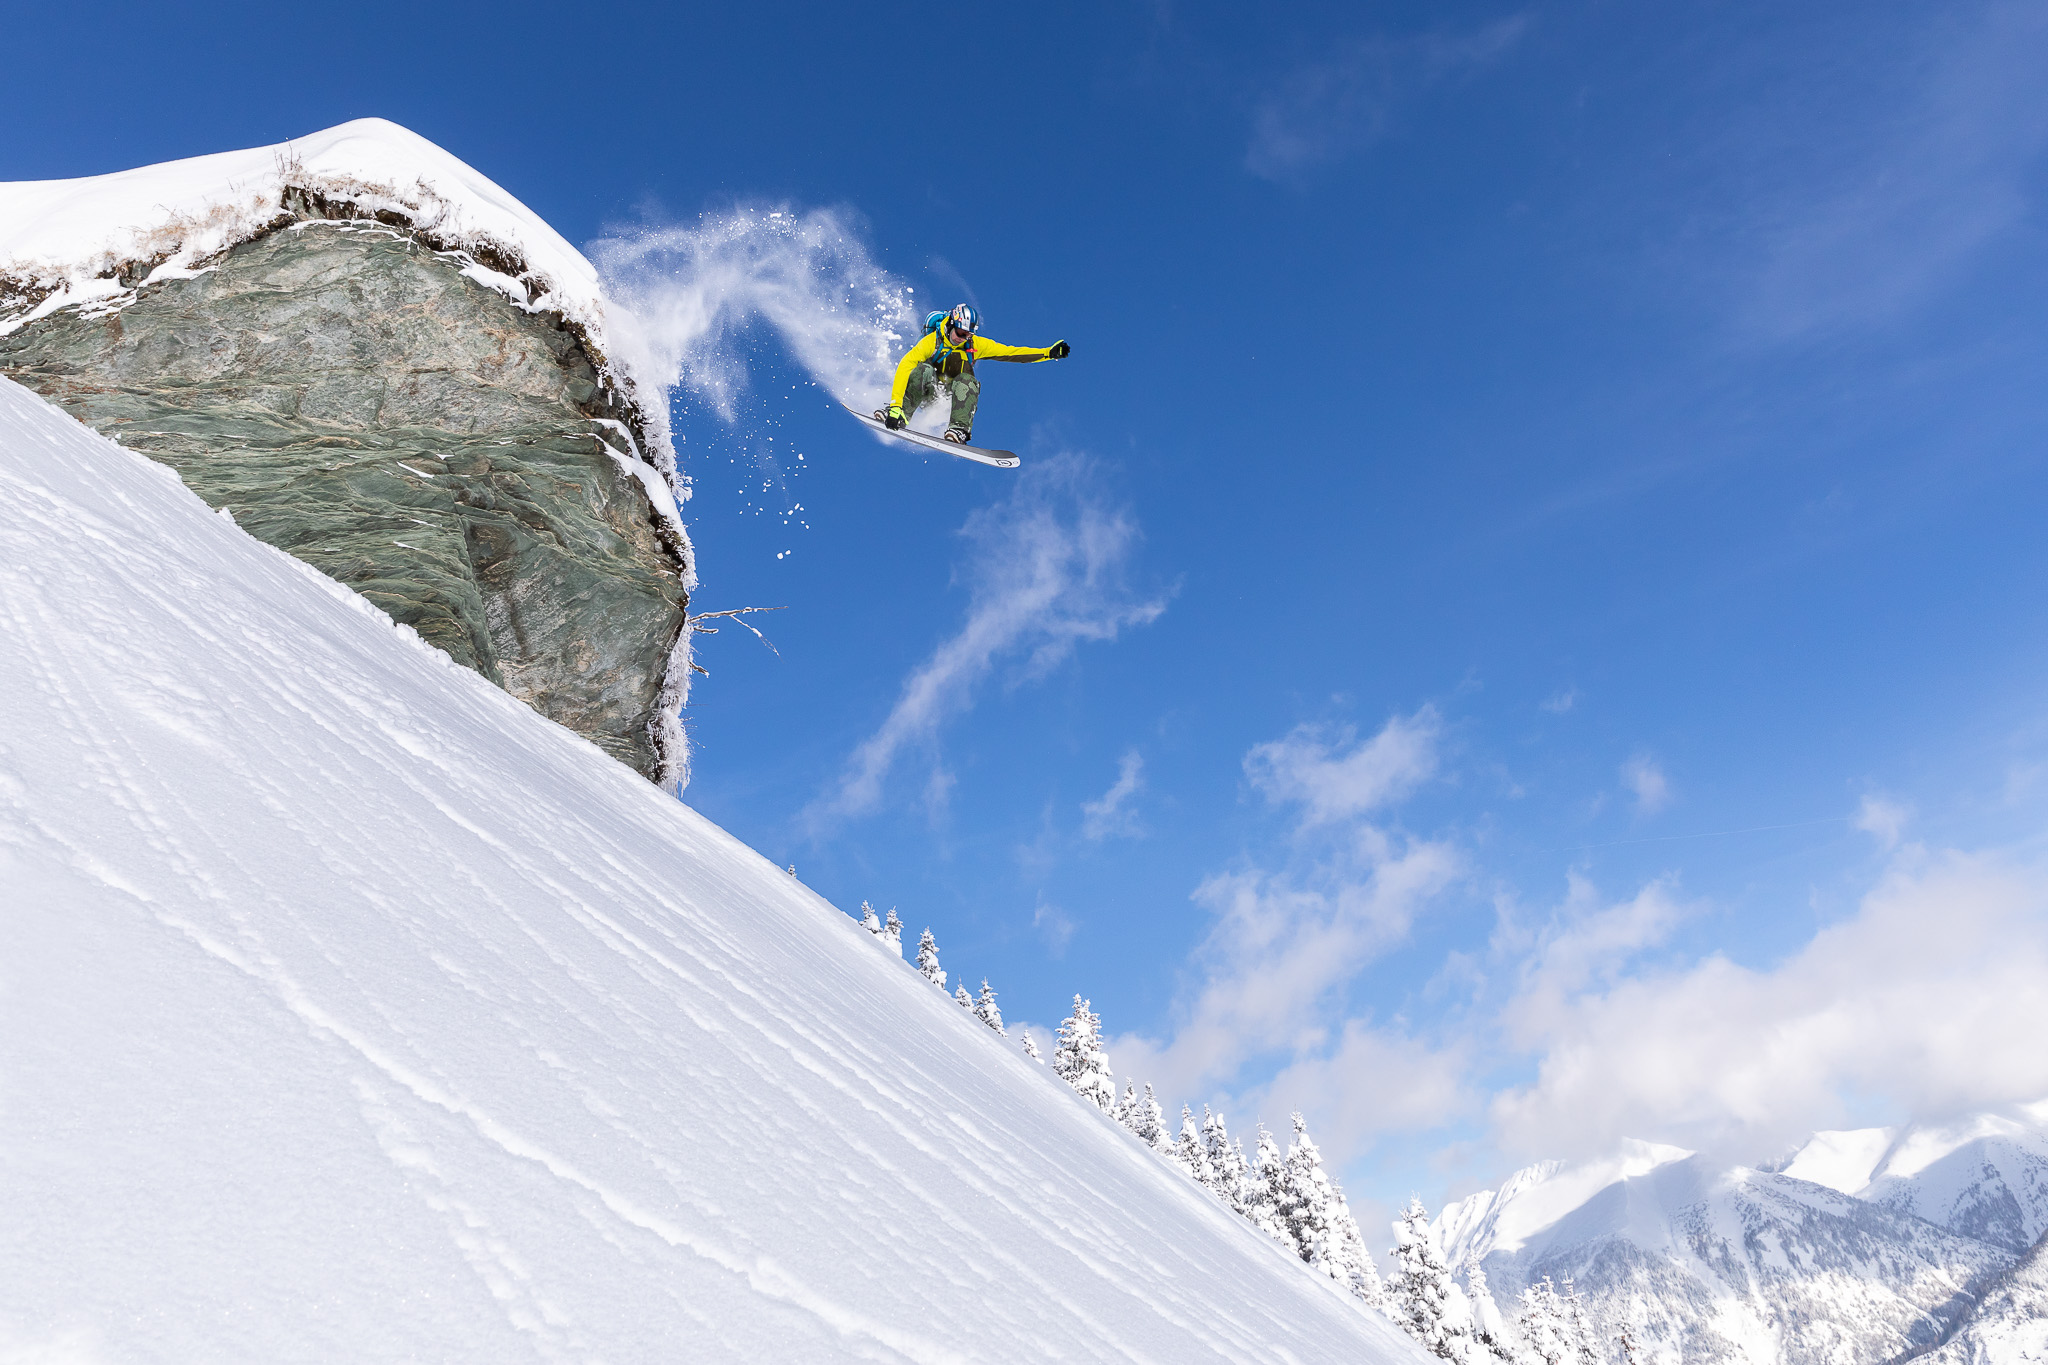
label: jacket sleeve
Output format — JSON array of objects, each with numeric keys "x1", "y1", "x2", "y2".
[
  {"x1": 889, "y1": 332, "x2": 938, "y2": 407},
  {"x1": 974, "y1": 336, "x2": 1058, "y2": 363}
]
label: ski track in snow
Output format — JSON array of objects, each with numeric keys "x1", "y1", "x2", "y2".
[{"x1": 0, "y1": 375, "x2": 1420, "y2": 1363}]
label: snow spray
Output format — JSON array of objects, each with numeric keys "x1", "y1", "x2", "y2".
[{"x1": 590, "y1": 206, "x2": 916, "y2": 422}]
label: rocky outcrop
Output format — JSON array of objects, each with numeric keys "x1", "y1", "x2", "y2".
[{"x1": 0, "y1": 217, "x2": 691, "y2": 785}]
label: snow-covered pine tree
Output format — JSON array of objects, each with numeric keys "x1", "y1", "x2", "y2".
[
  {"x1": 1618, "y1": 1322, "x2": 1642, "y2": 1365},
  {"x1": 1241, "y1": 1124, "x2": 1293, "y2": 1248},
  {"x1": 860, "y1": 900, "x2": 882, "y2": 933},
  {"x1": 915, "y1": 929, "x2": 946, "y2": 989},
  {"x1": 1133, "y1": 1084, "x2": 1171, "y2": 1153},
  {"x1": 881, "y1": 907, "x2": 903, "y2": 956},
  {"x1": 973, "y1": 980, "x2": 1005, "y2": 1035},
  {"x1": 1112, "y1": 1079, "x2": 1138, "y2": 1129},
  {"x1": 954, "y1": 983, "x2": 973, "y2": 1009},
  {"x1": 1465, "y1": 1258, "x2": 1517, "y2": 1362},
  {"x1": 1276, "y1": 1113, "x2": 1334, "y2": 1267},
  {"x1": 1388, "y1": 1196, "x2": 1480, "y2": 1363},
  {"x1": 1051, "y1": 996, "x2": 1116, "y2": 1110},
  {"x1": 1561, "y1": 1275, "x2": 1600, "y2": 1365},
  {"x1": 1173, "y1": 1106, "x2": 1213, "y2": 1186},
  {"x1": 1519, "y1": 1277, "x2": 1572, "y2": 1365},
  {"x1": 1327, "y1": 1182, "x2": 1387, "y2": 1310},
  {"x1": 1021, "y1": 1033, "x2": 1042, "y2": 1061},
  {"x1": 1202, "y1": 1108, "x2": 1248, "y2": 1213}
]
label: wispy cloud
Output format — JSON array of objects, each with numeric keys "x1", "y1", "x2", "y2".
[
  {"x1": 1715, "y1": 1, "x2": 2048, "y2": 343},
  {"x1": 1855, "y1": 793, "x2": 1913, "y2": 849},
  {"x1": 1620, "y1": 753, "x2": 1672, "y2": 815},
  {"x1": 1244, "y1": 707, "x2": 1442, "y2": 826},
  {"x1": 805, "y1": 456, "x2": 1168, "y2": 828},
  {"x1": 1245, "y1": 16, "x2": 1530, "y2": 182},
  {"x1": 1111, "y1": 709, "x2": 1460, "y2": 1132},
  {"x1": 1540, "y1": 687, "x2": 1578, "y2": 716},
  {"x1": 1081, "y1": 749, "x2": 1146, "y2": 841},
  {"x1": 1033, "y1": 900, "x2": 1077, "y2": 956}
]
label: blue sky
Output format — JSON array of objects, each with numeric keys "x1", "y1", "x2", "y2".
[{"x1": 10, "y1": 0, "x2": 2048, "y2": 1223}]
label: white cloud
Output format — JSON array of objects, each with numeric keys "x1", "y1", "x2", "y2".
[
  {"x1": 1245, "y1": 707, "x2": 1442, "y2": 827},
  {"x1": 1500, "y1": 875, "x2": 1691, "y2": 1038},
  {"x1": 1489, "y1": 849, "x2": 2048, "y2": 1162},
  {"x1": 806, "y1": 457, "x2": 1167, "y2": 827},
  {"x1": 1246, "y1": 17, "x2": 1530, "y2": 182},
  {"x1": 1540, "y1": 688, "x2": 1578, "y2": 715},
  {"x1": 1081, "y1": 749, "x2": 1146, "y2": 841},
  {"x1": 1620, "y1": 753, "x2": 1671, "y2": 815},
  {"x1": 1855, "y1": 793, "x2": 1913, "y2": 849},
  {"x1": 1110, "y1": 710, "x2": 1459, "y2": 1121},
  {"x1": 1235, "y1": 1021, "x2": 1472, "y2": 1164}
]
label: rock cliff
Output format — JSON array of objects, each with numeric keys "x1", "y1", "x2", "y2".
[{"x1": 0, "y1": 126, "x2": 693, "y2": 786}]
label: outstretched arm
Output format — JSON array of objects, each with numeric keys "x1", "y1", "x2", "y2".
[
  {"x1": 889, "y1": 332, "x2": 939, "y2": 408},
  {"x1": 976, "y1": 337, "x2": 1072, "y2": 363}
]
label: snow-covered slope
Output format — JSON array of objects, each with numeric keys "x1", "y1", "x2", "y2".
[
  {"x1": 0, "y1": 373, "x2": 1417, "y2": 1362},
  {"x1": 1921, "y1": 1233, "x2": 2048, "y2": 1365}
]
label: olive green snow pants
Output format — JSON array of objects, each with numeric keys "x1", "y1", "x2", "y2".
[{"x1": 903, "y1": 364, "x2": 979, "y2": 432}]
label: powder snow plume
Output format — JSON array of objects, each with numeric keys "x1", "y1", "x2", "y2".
[{"x1": 591, "y1": 206, "x2": 916, "y2": 422}]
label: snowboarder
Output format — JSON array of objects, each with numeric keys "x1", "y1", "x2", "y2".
[{"x1": 875, "y1": 304, "x2": 1069, "y2": 444}]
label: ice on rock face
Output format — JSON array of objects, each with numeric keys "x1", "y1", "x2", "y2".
[{"x1": 0, "y1": 376, "x2": 1417, "y2": 1362}]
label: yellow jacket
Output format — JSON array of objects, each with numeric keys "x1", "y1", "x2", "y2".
[{"x1": 889, "y1": 330, "x2": 1061, "y2": 408}]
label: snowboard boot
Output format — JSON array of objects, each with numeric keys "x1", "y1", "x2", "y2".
[{"x1": 943, "y1": 426, "x2": 972, "y2": 444}]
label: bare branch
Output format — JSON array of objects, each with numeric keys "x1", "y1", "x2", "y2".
[{"x1": 685, "y1": 605, "x2": 788, "y2": 658}]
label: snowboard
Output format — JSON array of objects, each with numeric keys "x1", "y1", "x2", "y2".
[{"x1": 843, "y1": 404, "x2": 1020, "y2": 469}]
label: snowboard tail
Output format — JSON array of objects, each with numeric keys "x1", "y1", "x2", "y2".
[{"x1": 842, "y1": 405, "x2": 1020, "y2": 469}]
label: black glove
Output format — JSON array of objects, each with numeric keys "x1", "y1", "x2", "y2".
[
  {"x1": 883, "y1": 404, "x2": 907, "y2": 430},
  {"x1": 1049, "y1": 340, "x2": 1070, "y2": 359}
]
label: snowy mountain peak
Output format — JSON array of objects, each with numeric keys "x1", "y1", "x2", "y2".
[
  {"x1": 1774, "y1": 1107, "x2": 2048, "y2": 1252},
  {"x1": 1437, "y1": 1139, "x2": 1694, "y2": 1264}
]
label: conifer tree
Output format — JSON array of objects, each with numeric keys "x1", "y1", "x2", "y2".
[
  {"x1": 1388, "y1": 1196, "x2": 1480, "y2": 1363},
  {"x1": 1132, "y1": 1084, "x2": 1171, "y2": 1153},
  {"x1": 1276, "y1": 1113, "x2": 1333, "y2": 1267},
  {"x1": 1112, "y1": 1079, "x2": 1138, "y2": 1129},
  {"x1": 881, "y1": 907, "x2": 903, "y2": 956},
  {"x1": 915, "y1": 928, "x2": 947, "y2": 989},
  {"x1": 1241, "y1": 1124, "x2": 1294, "y2": 1248},
  {"x1": 1618, "y1": 1321, "x2": 1642, "y2": 1365},
  {"x1": 1519, "y1": 1277, "x2": 1573, "y2": 1365},
  {"x1": 1052, "y1": 996, "x2": 1116, "y2": 1110},
  {"x1": 1202, "y1": 1108, "x2": 1248, "y2": 1214},
  {"x1": 860, "y1": 901, "x2": 882, "y2": 933},
  {"x1": 1021, "y1": 1033, "x2": 1042, "y2": 1062},
  {"x1": 954, "y1": 983, "x2": 974, "y2": 1009},
  {"x1": 973, "y1": 980, "x2": 1005, "y2": 1035},
  {"x1": 1174, "y1": 1106, "x2": 1214, "y2": 1185},
  {"x1": 1561, "y1": 1276, "x2": 1600, "y2": 1365},
  {"x1": 1465, "y1": 1259, "x2": 1517, "y2": 1362},
  {"x1": 1328, "y1": 1183, "x2": 1387, "y2": 1310}
]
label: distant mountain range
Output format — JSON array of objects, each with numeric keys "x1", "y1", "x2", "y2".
[{"x1": 1435, "y1": 1107, "x2": 2048, "y2": 1365}]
